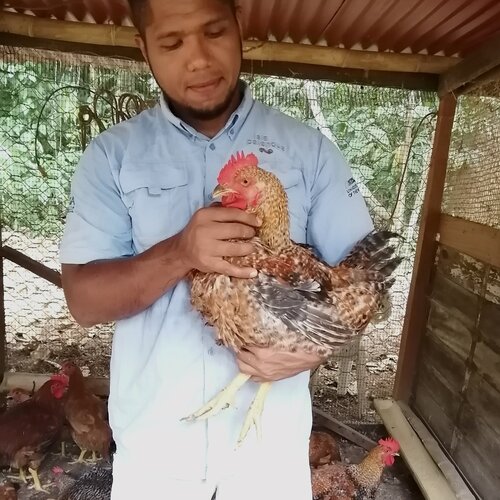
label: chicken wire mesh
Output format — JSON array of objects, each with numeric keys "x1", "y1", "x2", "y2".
[
  {"x1": 0, "y1": 45, "x2": 438, "y2": 423},
  {"x1": 442, "y1": 82, "x2": 500, "y2": 229}
]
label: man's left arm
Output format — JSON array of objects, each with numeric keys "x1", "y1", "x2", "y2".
[{"x1": 237, "y1": 135, "x2": 374, "y2": 382}]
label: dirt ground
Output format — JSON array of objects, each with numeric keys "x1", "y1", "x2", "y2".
[{"x1": 0, "y1": 419, "x2": 422, "y2": 500}]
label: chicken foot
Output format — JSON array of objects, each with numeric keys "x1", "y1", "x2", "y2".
[
  {"x1": 182, "y1": 373, "x2": 251, "y2": 421},
  {"x1": 237, "y1": 382, "x2": 271, "y2": 446},
  {"x1": 7, "y1": 467, "x2": 27, "y2": 484},
  {"x1": 27, "y1": 467, "x2": 48, "y2": 493}
]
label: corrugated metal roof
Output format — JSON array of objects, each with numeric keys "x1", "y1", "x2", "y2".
[{"x1": 2, "y1": 0, "x2": 500, "y2": 56}]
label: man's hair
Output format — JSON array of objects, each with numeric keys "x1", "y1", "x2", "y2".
[{"x1": 129, "y1": 0, "x2": 237, "y2": 34}]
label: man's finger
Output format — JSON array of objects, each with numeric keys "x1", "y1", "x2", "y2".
[
  {"x1": 206, "y1": 207, "x2": 262, "y2": 227},
  {"x1": 213, "y1": 222, "x2": 256, "y2": 241},
  {"x1": 215, "y1": 260, "x2": 258, "y2": 279},
  {"x1": 217, "y1": 241, "x2": 255, "y2": 258},
  {"x1": 236, "y1": 348, "x2": 257, "y2": 364}
]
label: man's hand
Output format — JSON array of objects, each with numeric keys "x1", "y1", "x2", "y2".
[
  {"x1": 176, "y1": 206, "x2": 261, "y2": 279},
  {"x1": 236, "y1": 346, "x2": 326, "y2": 382}
]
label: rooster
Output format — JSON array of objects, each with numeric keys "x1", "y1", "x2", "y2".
[
  {"x1": 184, "y1": 152, "x2": 401, "y2": 443},
  {"x1": 60, "y1": 362, "x2": 112, "y2": 464},
  {"x1": 311, "y1": 437, "x2": 400, "y2": 499},
  {"x1": 0, "y1": 375, "x2": 68, "y2": 492}
]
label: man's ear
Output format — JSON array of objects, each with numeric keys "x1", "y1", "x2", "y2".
[{"x1": 135, "y1": 34, "x2": 149, "y2": 64}]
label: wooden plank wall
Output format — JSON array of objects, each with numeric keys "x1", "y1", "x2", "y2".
[{"x1": 412, "y1": 244, "x2": 500, "y2": 499}]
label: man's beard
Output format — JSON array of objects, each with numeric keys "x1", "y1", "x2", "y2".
[{"x1": 163, "y1": 80, "x2": 240, "y2": 122}]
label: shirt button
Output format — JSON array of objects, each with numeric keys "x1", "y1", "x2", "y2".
[
  {"x1": 229, "y1": 129, "x2": 234, "y2": 135},
  {"x1": 209, "y1": 143, "x2": 216, "y2": 150}
]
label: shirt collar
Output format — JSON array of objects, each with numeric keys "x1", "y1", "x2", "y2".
[{"x1": 159, "y1": 80, "x2": 254, "y2": 141}]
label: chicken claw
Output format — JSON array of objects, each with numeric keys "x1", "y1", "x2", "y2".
[
  {"x1": 182, "y1": 373, "x2": 251, "y2": 421},
  {"x1": 28, "y1": 467, "x2": 48, "y2": 493},
  {"x1": 237, "y1": 382, "x2": 271, "y2": 446}
]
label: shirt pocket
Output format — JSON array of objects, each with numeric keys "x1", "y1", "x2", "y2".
[
  {"x1": 260, "y1": 160, "x2": 308, "y2": 242},
  {"x1": 119, "y1": 162, "x2": 192, "y2": 251}
]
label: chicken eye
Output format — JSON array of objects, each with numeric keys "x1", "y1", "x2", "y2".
[{"x1": 241, "y1": 179, "x2": 249, "y2": 186}]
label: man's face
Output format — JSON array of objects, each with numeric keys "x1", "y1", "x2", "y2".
[{"x1": 139, "y1": 0, "x2": 243, "y2": 120}]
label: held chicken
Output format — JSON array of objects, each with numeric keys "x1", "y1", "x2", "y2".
[
  {"x1": 184, "y1": 152, "x2": 401, "y2": 443},
  {"x1": 0, "y1": 375, "x2": 68, "y2": 492},
  {"x1": 60, "y1": 362, "x2": 112, "y2": 464},
  {"x1": 311, "y1": 437, "x2": 400, "y2": 499}
]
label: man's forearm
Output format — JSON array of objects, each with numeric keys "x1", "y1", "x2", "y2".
[{"x1": 62, "y1": 234, "x2": 190, "y2": 327}]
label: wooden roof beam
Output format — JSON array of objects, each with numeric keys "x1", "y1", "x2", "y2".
[
  {"x1": 438, "y1": 31, "x2": 500, "y2": 96},
  {"x1": 0, "y1": 11, "x2": 459, "y2": 75}
]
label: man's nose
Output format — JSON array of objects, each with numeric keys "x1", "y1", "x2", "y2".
[{"x1": 186, "y1": 36, "x2": 211, "y2": 71}]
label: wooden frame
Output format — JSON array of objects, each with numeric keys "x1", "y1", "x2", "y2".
[
  {"x1": 1, "y1": 246, "x2": 61, "y2": 288},
  {"x1": 438, "y1": 214, "x2": 500, "y2": 269},
  {"x1": 0, "y1": 32, "x2": 440, "y2": 91},
  {"x1": 393, "y1": 93, "x2": 457, "y2": 402},
  {"x1": 0, "y1": 12, "x2": 459, "y2": 75},
  {"x1": 438, "y1": 31, "x2": 500, "y2": 96}
]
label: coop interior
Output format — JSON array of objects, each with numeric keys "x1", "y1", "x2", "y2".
[{"x1": 0, "y1": 1, "x2": 499, "y2": 499}]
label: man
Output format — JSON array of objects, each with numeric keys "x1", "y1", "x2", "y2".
[{"x1": 60, "y1": 0, "x2": 373, "y2": 498}]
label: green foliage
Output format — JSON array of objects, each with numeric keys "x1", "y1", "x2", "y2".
[{"x1": 0, "y1": 57, "x2": 438, "y2": 240}]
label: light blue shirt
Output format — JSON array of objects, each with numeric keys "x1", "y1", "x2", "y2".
[{"x1": 60, "y1": 83, "x2": 373, "y2": 484}]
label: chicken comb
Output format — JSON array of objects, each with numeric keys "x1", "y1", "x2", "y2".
[
  {"x1": 50, "y1": 373, "x2": 69, "y2": 386},
  {"x1": 378, "y1": 437, "x2": 400, "y2": 453},
  {"x1": 217, "y1": 151, "x2": 259, "y2": 184}
]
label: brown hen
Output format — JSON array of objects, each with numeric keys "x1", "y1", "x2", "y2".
[
  {"x1": 312, "y1": 437, "x2": 400, "y2": 499},
  {"x1": 61, "y1": 362, "x2": 112, "y2": 463},
  {"x1": 0, "y1": 375, "x2": 68, "y2": 492},
  {"x1": 0, "y1": 481, "x2": 18, "y2": 500},
  {"x1": 185, "y1": 152, "x2": 401, "y2": 443},
  {"x1": 309, "y1": 431, "x2": 341, "y2": 468}
]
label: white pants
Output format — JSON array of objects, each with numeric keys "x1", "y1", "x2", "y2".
[{"x1": 111, "y1": 451, "x2": 312, "y2": 499}]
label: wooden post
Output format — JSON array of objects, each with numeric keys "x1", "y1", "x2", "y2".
[
  {"x1": 393, "y1": 93, "x2": 457, "y2": 402},
  {"x1": 0, "y1": 226, "x2": 6, "y2": 382}
]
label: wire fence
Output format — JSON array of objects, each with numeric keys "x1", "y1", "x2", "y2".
[
  {"x1": 442, "y1": 82, "x2": 500, "y2": 229},
  {"x1": 0, "y1": 45, "x2": 438, "y2": 422}
]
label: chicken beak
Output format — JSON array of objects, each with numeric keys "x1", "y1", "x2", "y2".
[{"x1": 212, "y1": 184, "x2": 236, "y2": 200}]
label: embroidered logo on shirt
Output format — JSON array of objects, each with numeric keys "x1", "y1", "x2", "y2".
[
  {"x1": 246, "y1": 134, "x2": 286, "y2": 152},
  {"x1": 346, "y1": 178, "x2": 360, "y2": 198}
]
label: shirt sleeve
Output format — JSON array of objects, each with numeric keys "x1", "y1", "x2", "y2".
[
  {"x1": 59, "y1": 138, "x2": 133, "y2": 265},
  {"x1": 306, "y1": 135, "x2": 374, "y2": 264}
]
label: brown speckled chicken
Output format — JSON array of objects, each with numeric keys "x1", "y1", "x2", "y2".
[
  {"x1": 309, "y1": 431, "x2": 341, "y2": 468},
  {"x1": 6, "y1": 387, "x2": 33, "y2": 408},
  {"x1": 60, "y1": 362, "x2": 111, "y2": 464},
  {"x1": 312, "y1": 437, "x2": 400, "y2": 499},
  {"x1": 0, "y1": 375, "x2": 68, "y2": 492},
  {"x1": 185, "y1": 152, "x2": 401, "y2": 443},
  {"x1": 0, "y1": 481, "x2": 18, "y2": 500}
]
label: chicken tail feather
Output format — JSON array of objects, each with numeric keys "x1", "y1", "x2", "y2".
[{"x1": 341, "y1": 231, "x2": 402, "y2": 277}]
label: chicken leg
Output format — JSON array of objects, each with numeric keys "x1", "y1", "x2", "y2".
[
  {"x1": 28, "y1": 467, "x2": 47, "y2": 493},
  {"x1": 69, "y1": 448, "x2": 88, "y2": 464},
  {"x1": 182, "y1": 373, "x2": 251, "y2": 421},
  {"x1": 237, "y1": 381, "x2": 271, "y2": 446}
]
